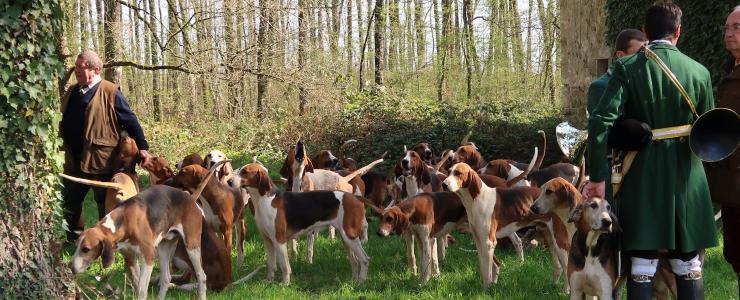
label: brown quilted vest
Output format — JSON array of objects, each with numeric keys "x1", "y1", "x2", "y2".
[{"x1": 60, "y1": 80, "x2": 120, "y2": 175}]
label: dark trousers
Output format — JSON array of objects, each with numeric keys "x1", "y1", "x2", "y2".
[
  {"x1": 62, "y1": 173, "x2": 111, "y2": 242},
  {"x1": 723, "y1": 206, "x2": 740, "y2": 274}
]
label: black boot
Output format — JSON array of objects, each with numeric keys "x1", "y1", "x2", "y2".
[
  {"x1": 627, "y1": 274, "x2": 654, "y2": 300},
  {"x1": 675, "y1": 272, "x2": 704, "y2": 300}
]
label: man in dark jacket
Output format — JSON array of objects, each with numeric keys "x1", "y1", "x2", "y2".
[
  {"x1": 708, "y1": 6, "x2": 740, "y2": 296},
  {"x1": 61, "y1": 50, "x2": 150, "y2": 242}
]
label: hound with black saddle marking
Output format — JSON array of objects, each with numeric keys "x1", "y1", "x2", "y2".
[
  {"x1": 237, "y1": 161, "x2": 370, "y2": 285},
  {"x1": 69, "y1": 185, "x2": 207, "y2": 300}
]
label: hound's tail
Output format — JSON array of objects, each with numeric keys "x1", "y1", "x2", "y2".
[
  {"x1": 232, "y1": 265, "x2": 265, "y2": 285},
  {"x1": 59, "y1": 174, "x2": 126, "y2": 191},
  {"x1": 433, "y1": 150, "x2": 454, "y2": 173},
  {"x1": 338, "y1": 139, "x2": 358, "y2": 167},
  {"x1": 357, "y1": 195, "x2": 385, "y2": 214},
  {"x1": 506, "y1": 147, "x2": 538, "y2": 187},
  {"x1": 189, "y1": 159, "x2": 231, "y2": 202},
  {"x1": 340, "y1": 152, "x2": 388, "y2": 183},
  {"x1": 534, "y1": 130, "x2": 546, "y2": 170}
]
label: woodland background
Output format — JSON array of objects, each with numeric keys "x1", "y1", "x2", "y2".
[
  {"x1": 57, "y1": 0, "x2": 564, "y2": 163},
  {"x1": 1, "y1": 0, "x2": 737, "y2": 298}
]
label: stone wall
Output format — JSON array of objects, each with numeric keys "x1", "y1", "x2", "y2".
[{"x1": 559, "y1": 0, "x2": 611, "y2": 127}]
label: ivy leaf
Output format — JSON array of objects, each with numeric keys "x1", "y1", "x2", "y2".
[{"x1": 15, "y1": 152, "x2": 26, "y2": 162}]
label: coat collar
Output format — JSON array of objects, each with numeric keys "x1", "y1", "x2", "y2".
[{"x1": 647, "y1": 43, "x2": 678, "y2": 52}]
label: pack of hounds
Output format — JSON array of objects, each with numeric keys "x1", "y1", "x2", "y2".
[{"x1": 65, "y1": 131, "x2": 678, "y2": 300}]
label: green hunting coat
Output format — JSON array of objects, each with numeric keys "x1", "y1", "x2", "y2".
[
  {"x1": 587, "y1": 43, "x2": 718, "y2": 252},
  {"x1": 586, "y1": 69, "x2": 613, "y2": 201}
]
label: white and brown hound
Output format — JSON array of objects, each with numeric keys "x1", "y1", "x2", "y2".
[
  {"x1": 237, "y1": 161, "x2": 370, "y2": 284},
  {"x1": 374, "y1": 192, "x2": 467, "y2": 282},
  {"x1": 69, "y1": 185, "x2": 207, "y2": 300},
  {"x1": 312, "y1": 150, "x2": 341, "y2": 170},
  {"x1": 279, "y1": 141, "x2": 382, "y2": 261},
  {"x1": 564, "y1": 197, "x2": 621, "y2": 299},
  {"x1": 172, "y1": 164, "x2": 247, "y2": 262},
  {"x1": 177, "y1": 152, "x2": 205, "y2": 170},
  {"x1": 204, "y1": 149, "x2": 234, "y2": 185},
  {"x1": 144, "y1": 156, "x2": 175, "y2": 185},
  {"x1": 412, "y1": 142, "x2": 435, "y2": 165},
  {"x1": 531, "y1": 178, "x2": 677, "y2": 298},
  {"x1": 338, "y1": 139, "x2": 359, "y2": 171},
  {"x1": 441, "y1": 162, "x2": 503, "y2": 289},
  {"x1": 396, "y1": 147, "x2": 446, "y2": 198}
]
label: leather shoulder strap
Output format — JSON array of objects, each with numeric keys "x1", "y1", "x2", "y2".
[{"x1": 643, "y1": 46, "x2": 699, "y2": 119}]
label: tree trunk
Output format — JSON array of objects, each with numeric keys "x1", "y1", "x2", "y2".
[
  {"x1": 65, "y1": 0, "x2": 79, "y2": 57},
  {"x1": 224, "y1": 0, "x2": 237, "y2": 116},
  {"x1": 97, "y1": 0, "x2": 104, "y2": 52},
  {"x1": 317, "y1": 1, "x2": 325, "y2": 54},
  {"x1": 462, "y1": 0, "x2": 475, "y2": 99},
  {"x1": 257, "y1": 0, "x2": 273, "y2": 117},
  {"x1": 509, "y1": 0, "x2": 523, "y2": 72},
  {"x1": 538, "y1": 0, "x2": 550, "y2": 99},
  {"x1": 387, "y1": 0, "x2": 399, "y2": 72},
  {"x1": 331, "y1": 0, "x2": 341, "y2": 58},
  {"x1": 359, "y1": 1, "x2": 376, "y2": 90},
  {"x1": 148, "y1": 0, "x2": 162, "y2": 120},
  {"x1": 436, "y1": 0, "x2": 451, "y2": 102},
  {"x1": 79, "y1": 0, "x2": 89, "y2": 49},
  {"x1": 128, "y1": 4, "x2": 138, "y2": 105},
  {"x1": 404, "y1": 0, "x2": 413, "y2": 72},
  {"x1": 432, "y1": 0, "x2": 440, "y2": 57},
  {"x1": 104, "y1": 0, "x2": 122, "y2": 83},
  {"x1": 366, "y1": 0, "x2": 374, "y2": 73},
  {"x1": 1, "y1": 1, "x2": 75, "y2": 297},
  {"x1": 346, "y1": 0, "x2": 354, "y2": 81},
  {"x1": 89, "y1": 0, "x2": 99, "y2": 50},
  {"x1": 166, "y1": 0, "x2": 180, "y2": 115},
  {"x1": 525, "y1": 0, "x2": 533, "y2": 73},
  {"x1": 414, "y1": 0, "x2": 425, "y2": 69},
  {"x1": 498, "y1": 0, "x2": 510, "y2": 71},
  {"x1": 373, "y1": 0, "x2": 384, "y2": 85},
  {"x1": 298, "y1": 0, "x2": 309, "y2": 114}
]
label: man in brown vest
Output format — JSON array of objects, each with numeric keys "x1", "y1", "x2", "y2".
[
  {"x1": 708, "y1": 6, "x2": 740, "y2": 296},
  {"x1": 60, "y1": 50, "x2": 150, "y2": 242}
]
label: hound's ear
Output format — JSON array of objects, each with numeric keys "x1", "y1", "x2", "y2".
[
  {"x1": 466, "y1": 171, "x2": 482, "y2": 199},
  {"x1": 567, "y1": 204, "x2": 584, "y2": 223},
  {"x1": 566, "y1": 185, "x2": 578, "y2": 210},
  {"x1": 101, "y1": 239, "x2": 115, "y2": 268},
  {"x1": 420, "y1": 166, "x2": 432, "y2": 185},
  {"x1": 609, "y1": 211, "x2": 622, "y2": 233},
  {"x1": 222, "y1": 161, "x2": 234, "y2": 175},
  {"x1": 394, "y1": 214, "x2": 409, "y2": 234},
  {"x1": 220, "y1": 161, "x2": 234, "y2": 184},
  {"x1": 279, "y1": 159, "x2": 292, "y2": 179},
  {"x1": 258, "y1": 170, "x2": 272, "y2": 196},
  {"x1": 394, "y1": 164, "x2": 403, "y2": 177},
  {"x1": 305, "y1": 158, "x2": 315, "y2": 173}
]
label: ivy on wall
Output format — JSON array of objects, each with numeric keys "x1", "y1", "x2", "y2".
[
  {"x1": 0, "y1": 0, "x2": 74, "y2": 297},
  {"x1": 605, "y1": 1, "x2": 735, "y2": 87}
]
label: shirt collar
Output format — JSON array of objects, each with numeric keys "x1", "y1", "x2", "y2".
[
  {"x1": 648, "y1": 39, "x2": 673, "y2": 47},
  {"x1": 80, "y1": 75, "x2": 102, "y2": 94}
]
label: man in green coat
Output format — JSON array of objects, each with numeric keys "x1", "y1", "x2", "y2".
[
  {"x1": 586, "y1": 29, "x2": 646, "y2": 201},
  {"x1": 583, "y1": 3, "x2": 718, "y2": 299}
]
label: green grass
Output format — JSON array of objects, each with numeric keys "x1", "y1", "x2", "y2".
[{"x1": 63, "y1": 163, "x2": 739, "y2": 300}]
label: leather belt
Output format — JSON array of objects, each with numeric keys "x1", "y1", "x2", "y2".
[{"x1": 611, "y1": 124, "x2": 691, "y2": 185}]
